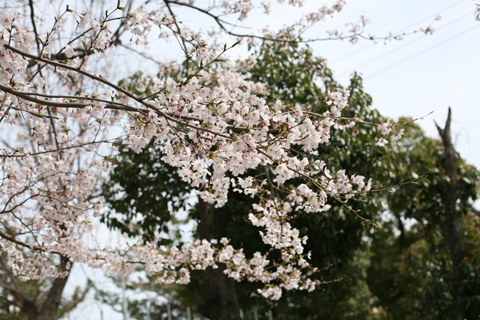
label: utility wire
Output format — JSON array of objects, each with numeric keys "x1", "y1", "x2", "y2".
[
  {"x1": 329, "y1": 0, "x2": 466, "y2": 65},
  {"x1": 366, "y1": 23, "x2": 480, "y2": 79},
  {"x1": 391, "y1": 0, "x2": 465, "y2": 33},
  {"x1": 337, "y1": 11, "x2": 472, "y2": 77}
]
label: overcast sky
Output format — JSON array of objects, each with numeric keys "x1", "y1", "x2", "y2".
[{"x1": 256, "y1": 0, "x2": 480, "y2": 169}]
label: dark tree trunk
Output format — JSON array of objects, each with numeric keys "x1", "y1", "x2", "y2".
[
  {"x1": 197, "y1": 198, "x2": 241, "y2": 320},
  {"x1": 435, "y1": 108, "x2": 465, "y2": 298},
  {"x1": 25, "y1": 300, "x2": 39, "y2": 320},
  {"x1": 37, "y1": 256, "x2": 71, "y2": 320},
  {"x1": 396, "y1": 213, "x2": 406, "y2": 252},
  {"x1": 0, "y1": 255, "x2": 71, "y2": 320}
]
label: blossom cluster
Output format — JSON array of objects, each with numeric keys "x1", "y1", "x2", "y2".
[
  {"x1": 305, "y1": 0, "x2": 345, "y2": 24},
  {"x1": 131, "y1": 236, "x2": 315, "y2": 300},
  {"x1": 0, "y1": 0, "x2": 406, "y2": 301}
]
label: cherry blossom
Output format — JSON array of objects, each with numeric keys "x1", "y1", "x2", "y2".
[{"x1": 0, "y1": 0, "x2": 427, "y2": 301}]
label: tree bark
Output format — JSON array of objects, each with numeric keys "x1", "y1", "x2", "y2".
[
  {"x1": 435, "y1": 107, "x2": 465, "y2": 297},
  {"x1": 0, "y1": 254, "x2": 71, "y2": 320},
  {"x1": 197, "y1": 198, "x2": 241, "y2": 320},
  {"x1": 396, "y1": 213, "x2": 406, "y2": 252},
  {"x1": 37, "y1": 255, "x2": 71, "y2": 320}
]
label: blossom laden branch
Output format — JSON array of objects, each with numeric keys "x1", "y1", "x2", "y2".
[{"x1": 0, "y1": 0, "x2": 439, "y2": 302}]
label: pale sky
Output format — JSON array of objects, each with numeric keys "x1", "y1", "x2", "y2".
[{"x1": 258, "y1": 0, "x2": 480, "y2": 169}]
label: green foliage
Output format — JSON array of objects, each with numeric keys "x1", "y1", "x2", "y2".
[
  {"x1": 228, "y1": 30, "x2": 399, "y2": 320},
  {"x1": 102, "y1": 143, "x2": 192, "y2": 244},
  {"x1": 104, "y1": 30, "x2": 393, "y2": 319},
  {"x1": 102, "y1": 30, "x2": 480, "y2": 319},
  {"x1": 367, "y1": 120, "x2": 480, "y2": 319}
]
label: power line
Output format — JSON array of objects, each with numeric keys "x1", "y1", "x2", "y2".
[
  {"x1": 329, "y1": 0, "x2": 466, "y2": 65},
  {"x1": 366, "y1": 24, "x2": 480, "y2": 79},
  {"x1": 337, "y1": 11, "x2": 472, "y2": 77},
  {"x1": 391, "y1": 0, "x2": 465, "y2": 33}
]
